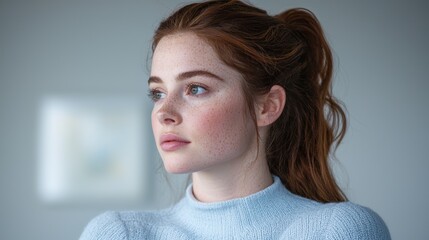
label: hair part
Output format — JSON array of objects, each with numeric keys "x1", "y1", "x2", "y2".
[{"x1": 153, "y1": 0, "x2": 347, "y2": 203}]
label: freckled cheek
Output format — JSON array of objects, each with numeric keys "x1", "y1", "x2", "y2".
[
  {"x1": 151, "y1": 109, "x2": 160, "y2": 141},
  {"x1": 192, "y1": 102, "x2": 247, "y2": 154},
  {"x1": 150, "y1": 109, "x2": 155, "y2": 129}
]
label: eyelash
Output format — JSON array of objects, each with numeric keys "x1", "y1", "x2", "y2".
[
  {"x1": 147, "y1": 89, "x2": 164, "y2": 102},
  {"x1": 185, "y1": 83, "x2": 208, "y2": 96},
  {"x1": 147, "y1": 83, "x2": 208, "y2": 102}
]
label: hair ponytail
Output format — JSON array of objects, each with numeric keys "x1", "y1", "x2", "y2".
[
  {"x1": 269, "y1": 9, "x2": 347, "y2": 202},
  {"x1": 153, "y1": 1, "x2": 347, "y2": 203}
]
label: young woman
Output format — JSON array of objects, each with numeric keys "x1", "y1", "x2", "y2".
[{"x1": 81, "y1": 1, "x2": 390, "y2": 239}]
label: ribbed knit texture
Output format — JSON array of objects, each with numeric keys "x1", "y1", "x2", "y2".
[{"x1": 80, "y1": 176, "x2": 390, "y2": 239}]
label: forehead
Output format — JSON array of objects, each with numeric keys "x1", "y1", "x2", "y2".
[{"x1": 151, "y1": 32, "x2": 242, "y2": 82}]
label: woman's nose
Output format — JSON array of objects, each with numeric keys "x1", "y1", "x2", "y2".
[{"x1": 156, "y1": 98, "x2": 182, "y2": 125}]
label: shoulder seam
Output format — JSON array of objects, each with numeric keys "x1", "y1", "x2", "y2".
[
  {"x1": 115, "y1": 212, "x2": 129, "y2": 240},
  {"x1": 321, "y1": 202, "x2": 337, "y2": 239}
]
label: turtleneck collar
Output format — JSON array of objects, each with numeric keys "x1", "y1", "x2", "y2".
[
  {"x1": 168, "y1": 175, "x2": 311, "y2": 236},
  {"x1": 186, "y1": 175, "x2": 280, "y2": 208}
]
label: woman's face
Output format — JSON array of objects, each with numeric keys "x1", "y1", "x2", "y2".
[{"x1": 149, "y1": 32, "x2": 258, "y2": 174}]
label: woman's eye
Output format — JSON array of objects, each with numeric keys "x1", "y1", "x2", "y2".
[
  {"x1": 148, "y1": 89, "x2": 166, "y2": 102},
  {"x1": 187, "y1": 84, "x2": 207, "y2": 95}
]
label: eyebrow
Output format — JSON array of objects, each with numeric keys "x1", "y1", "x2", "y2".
[{"x1": 148, "y1": 70, "x2": 225, "y2": 85}]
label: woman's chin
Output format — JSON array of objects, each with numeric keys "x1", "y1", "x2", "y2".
[{"x1": 163, "y1": 161, "x2": 194, "y2": 174}]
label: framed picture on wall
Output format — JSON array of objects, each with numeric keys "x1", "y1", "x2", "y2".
[{"x1": 37, "y1": 96, "x2": 149, "y2": 204}]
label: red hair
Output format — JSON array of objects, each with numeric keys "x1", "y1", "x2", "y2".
[{"x1": 153, "y1": 0, "x2": 347, "y2": 203}]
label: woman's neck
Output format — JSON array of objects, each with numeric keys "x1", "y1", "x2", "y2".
[{"x1": 191, "y1": 156, "x2": 273, "y2": 203}]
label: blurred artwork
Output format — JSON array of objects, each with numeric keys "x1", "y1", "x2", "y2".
[{"x1": 38, "y1": 97, "x2": 148, "y2": 204}]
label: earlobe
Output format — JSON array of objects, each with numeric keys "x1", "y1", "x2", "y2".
[{"x1": 256, "y1": 85, "x2": 286, "y2": 127}]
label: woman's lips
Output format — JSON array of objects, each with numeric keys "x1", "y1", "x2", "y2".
[{"x1": 159, "y1": 134, "x2": 191, "y2": 151}]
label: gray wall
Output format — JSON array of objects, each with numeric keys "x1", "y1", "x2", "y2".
[{"x1": 1, "y1": 0, "x2": 427, "y2": 239}]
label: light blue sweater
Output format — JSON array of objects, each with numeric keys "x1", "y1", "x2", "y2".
[{"x1": 80, "y1": 176, "x2": 390, "y2": 239}]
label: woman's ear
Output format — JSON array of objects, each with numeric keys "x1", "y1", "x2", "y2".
[{"x1": 255, "y1": 85, "x2": 286, "y2": 127}]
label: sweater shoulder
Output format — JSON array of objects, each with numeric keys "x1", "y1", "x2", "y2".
[
  {"x1": 323, "y1": 202, "x2": 391, "y2": 240},
  {"x1": 279, "y1": 201, "x2": 391, "y2": 239},
  {"x1": 80, "y1": 209, "x2": 175, "y2": 240},
  {"x1": 79, "y1": 211, "x2": 128, "y2": 240}
]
